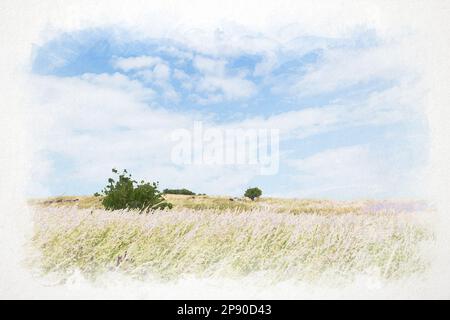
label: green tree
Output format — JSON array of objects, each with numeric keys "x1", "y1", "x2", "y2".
[
  {"x1": 163, "y1": 188, "x2": 196, "y2": 195},
  {"x1": 244, "y1": 187, "x2": 262, "y2": 201},
  {"x1": 96, "y1": 168, "x2": 172, "y2": 212}
]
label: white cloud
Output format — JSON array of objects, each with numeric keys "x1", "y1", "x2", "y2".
[
  {"x1": 287, "y1": 145, "x2": 395, "y2": 199},
  {"x1": 226, "y1": 81, "x2": 420, "y2": 141},
  {"x1": 112, "y1": 55, "x2": 178, "y2": 102},
  {"x1": 195, "y1": 76, "x2": 256, "y2": 103},
  {"x1": 157, "y1": 46, "x2": 194, "y2": 62},
  {"x1": 191, "y1": 55, "x2": 257, "y2": 103},
  {"x1": 25, "y1": 3, "x2": 429, "y2": 198},
  {"x1": 135, "y1": 61, "x2": 180, "y2": 102},
  {"x1": 113, "y1": 55, "x2": 164, "y2": 71},
  {"x1": 292, "y1": 145, "x2": 374, "y2": 178},
  {"x1": 289, "y1": 42, "x2": 411, "y2": 97},
  {"x1": 153, "y1": 63, "x2": 170, "y2": 80},
  {"x1": 28, "y1": 45, "x2": 422, "y2": 196},
  {"x1": 193, "y1": 55, "x2": 227, "y2": 76},
  {"x1": 173, "y1": 69, "x2": 190, "y2": 81},
  {"x1": 136, "y1": 62, "x2": 171, "y2": 82},
  {"x1": 79, "y1": 72, "x2": 156, "y2": 100},
  {"x1": 173, "y1": 69, "x2": 194, "y2": 90},
  {"x1": 28, "y1": 73, "x2": 263, "y2": 195},
  {"x1": 253, "y1": 52, "x2": 278, "y2": 77},
  {"x1": 28, "y1": 71, "x2": 364, "y2": 196}
]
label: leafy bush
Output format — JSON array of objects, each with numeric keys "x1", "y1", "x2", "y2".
[
  {"x1": 244, "y1": 187, "x2": 262, "y2": 201},
  {"x1": 96, "y1": 169, "x2": 172, "y2": 212},
  {"x1": 163, "y1": 188, "x2": 196, "y2": 195}
]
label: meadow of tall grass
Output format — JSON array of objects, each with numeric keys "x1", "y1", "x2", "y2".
[{"x1": 29, "y1": 196, "x2": 434, "y2": 285}]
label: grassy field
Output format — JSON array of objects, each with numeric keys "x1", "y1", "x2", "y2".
[
  {"x1": 29, "y1": 194, "x2": 405, "y2": 215},
  {"x1": 28, "y1": 195, "x2": 434, "y2": 284}
]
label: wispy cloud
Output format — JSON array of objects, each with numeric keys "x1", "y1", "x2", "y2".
[
  {"x1": 28, "y1": 23, "x2": 427, "y2": 198},
  {"x1": 112, "y1": 55, "x2": 164, "y2": 71},
  {"x1": 287, "y1": 43, "x2": 411, "y2": 98}
]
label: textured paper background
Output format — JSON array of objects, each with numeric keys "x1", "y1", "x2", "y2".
[{"x1": 1, "y1": 0, "x2": 449, "y2": 299}]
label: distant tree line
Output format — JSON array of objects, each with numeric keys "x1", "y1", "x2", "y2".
[
  {"x1": 95, "y1": 168, "x2": 263, "y2": 212},
  {"x1": 163, "y1": 188, "x2": 196, "y2": 195}
]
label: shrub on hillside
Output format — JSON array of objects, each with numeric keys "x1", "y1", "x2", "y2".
[
  {"x1": 95, "y1": 169, "x2": 172, "y2": 212},
  {"x1": 163, "y1": 188, "x2": 196, "y2": 195},
  {"x1": 244, "y1": 187, "x2": 262, "y2": 201}
]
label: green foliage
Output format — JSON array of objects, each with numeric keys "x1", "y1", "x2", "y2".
[
  {"x1": 163, "y1": 188, "x2": 196, "y2": 195},
  {"x1": 97, "y1": 169, "x2": 172, "y2": 212},
  {"x1": 244, "y1": 187, "x2": 262, "y2": 201}
]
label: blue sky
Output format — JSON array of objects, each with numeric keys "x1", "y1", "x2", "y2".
[{"x1": 29, "y1": 26, "x2": 428, "y2": 199}]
